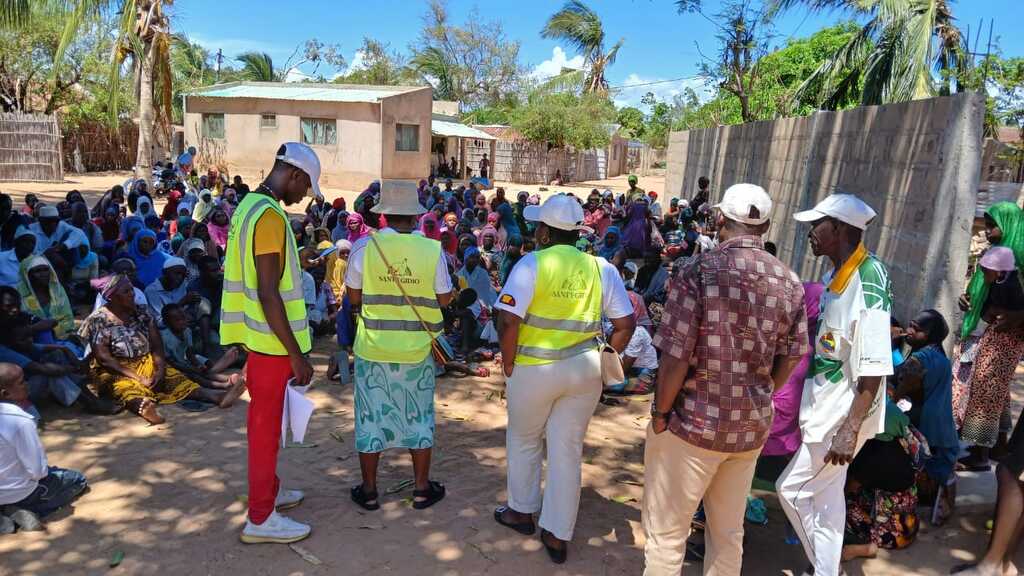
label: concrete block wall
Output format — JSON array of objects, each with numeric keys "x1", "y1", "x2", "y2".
[{"x1": 664, "y1": 93, "x2": 985, "y2": 327}]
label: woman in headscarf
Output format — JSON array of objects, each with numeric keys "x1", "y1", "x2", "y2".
[
  {"x1": 457, "y1": 247, "x2": 498, "y2": 308},
  {"x1": 161, "y1": 189, "x2": 182, "y2": 221},
  {"x1": 129, "y1": 229, "x2": 168, "y2": 287},
  {"x1": 955, "y1": 202, "x2": 1024, "y2": 469},
  {"x1": 92, "y1": 185, "x2": 125, "y2": 219},
  {"x1": 478, "y1": 224, "x2": 500, "y2": 270},
  {"x1": 417, "y1": 179, "x2": 430, "y2": 207},
  {"x1": 177, "y1": 237, "x2": 207, "y2": 286},
  {"x1": 596, "y1": 225, "x2": 624, "y2": 263},
  {"x1": 189, "y1": 221, "x2": 220, "y2": 260},
  {"x1": 192, "y1": 189, "x2": 215, "y2": 223},
  {"x1": 621, "y1": 200, "x2": 651, "y2": 259},
  {"x1": 206, "y1": 208, "x2": 230, "y2": 251},
  {"x1": 170, "y1": 213, "x2": 193, "y2": 254},
  {"x1": 460, "y1": 208, "x2": 479, "y2": 229},
  {"x1": 80, "y1": 274, "x2": 240, "y2": 425},
  {"x1": 121, "y1": 195, "x2": 156, "y2": 240},
  {"x1": 419, "y1": 212, "x2": 442, "y2": 241},
  {"x1": 442, "y1": 211, "x2": 459, "y2": 233},
  {"x1": 456, "y1": 233, "x2": 476, "y2": 267},
  {"x1": 331, "y1": 210, "x2": 350, "y2": 242},
  {"x1": 495, "y1": 202, "x2": 521, "y2": 246},
  {"x1": 897, "y1": 308, "x2": 958, "y2": 524},
  {"x1": 513, "y1": 191, "x2": 530, "y2": 235},
  {"x1": 346, "y1": 213, "x2": 372, "y2": 243},
  {"x1": 18, "y1": 256, "x2": 76, "y2": 342}
]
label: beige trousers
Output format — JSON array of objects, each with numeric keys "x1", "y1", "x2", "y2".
[
  {"x1": 505, "y1": 349, "x2": 602, "y2": 541},
  {"x1": 642, "y1": 425, "x2": 760, "y2": 576}
]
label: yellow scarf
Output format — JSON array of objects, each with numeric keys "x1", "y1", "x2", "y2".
[{"x1": 828, "y1": 242, "x2": 868, "y2": 295}]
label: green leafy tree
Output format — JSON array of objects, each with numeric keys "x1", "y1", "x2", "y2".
[
  {"x1": 236, "y1": 51, "x2": 279, "y2": 82},
  {"x1": 334, "y1": 37, "x2": 419, "y2": 86},
  {"x1": 511, "y1": 91, "x2": 615, "y2": 149},
  {"x1": 617, "y1": 106, "x2": 645, "y2": 139},
  {"x1": 411, "y1": 0, "x2": 524, "y2": 110},
  {"x1": 640, "y1": 92, "x2": 673, "y2": 148},
  {"x1": 771, "y1": 0, "x2": 965, "y2": 107},
  {"x1": 237, "y1": 40, "x2": 345, "y2": 83},
  {"x1": 540, "y1": 0, "x2": 622, "y2": 95}
]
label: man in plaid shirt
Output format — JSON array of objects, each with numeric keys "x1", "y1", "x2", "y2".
[{"x1": 643, "y1": 183, "x2": 809, "y2": 576}]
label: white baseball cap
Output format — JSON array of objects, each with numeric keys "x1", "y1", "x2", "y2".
[
  {"x1": 163, "y1": 256, "x2": 187, "y2": 270},
  {"x1": 523, "y1": 194, "x2": 592, "y2": 232},
  {"x1": 793, "y1": 193, "x2": 877, "y2": 230},
  {"x1": 276, "y1": 142, "x2": 322, "y2": 200},
  {"x1": 714, "y1": 183, "x2": 772, "y2": 225}
]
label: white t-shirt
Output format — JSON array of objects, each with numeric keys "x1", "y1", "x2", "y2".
[
  {"x1": 30, "y1": 221, "x2": 88, "y2": 254},
  {"x1": 495, "y1": 250, "x2": 633, "y2": 321},
  {"x1": 344, "y1": 228, "x2": 452, "y2": 293},
  {"x1": 623, "y1": 325, "x2": 658, "y2": 369},
  {"x1": 0, "y1": 403, "x2": 48, "y2": 505},
  {"x1": 799, "y1": 254, "x2": 894, "y2": 444}
]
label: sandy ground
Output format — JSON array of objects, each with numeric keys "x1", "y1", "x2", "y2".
[
  {"x1": 0, "y1": 171, "x2": 668, "y2": 218},
  {"x1": 0, "y1": 171, "x2": 1022, "y2": 574}
]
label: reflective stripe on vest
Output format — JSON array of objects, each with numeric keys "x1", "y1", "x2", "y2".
[
  {"x1": 219, "y1": 193, "x2": 311, "y2": 355},
  {"x1": 354, "y1": 233, "x2": 444, "y2": 364},
  {"x1": 515, "y1": 245, "x2": 603, "y2": 366}
]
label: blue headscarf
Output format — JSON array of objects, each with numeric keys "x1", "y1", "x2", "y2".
[
  {"x1": 597, "y1": 225, "x2": 622, "y2": 260},
  {"x1": 129, "y1": 229, "x2": 168, "y2": 286},
  {"x1": 496, "y1": 202, "x2": 521, "y2": 242}
]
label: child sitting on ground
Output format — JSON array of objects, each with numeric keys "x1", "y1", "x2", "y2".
[
  {"x1": 0, "y1": 362, "x2": 88, "y2": 530},
  {"x1": 159, "y1": 304, "x2": 244, "y2": 394}
]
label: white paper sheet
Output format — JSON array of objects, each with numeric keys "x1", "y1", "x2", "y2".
[{"x1": 281, "y1": 380, "x2": 315, "y2": 447}]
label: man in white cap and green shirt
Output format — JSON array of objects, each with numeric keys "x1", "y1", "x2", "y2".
[
  {"x1": 643, "y1": 183, "x2": 809, "y2": 575},
  {"x1": 221, "y1": 142, "x2": 320, "y2": 544},
  {"x1": 493, "y1": 193, "x2": 635, "y2": 564},
  {"x1": 777, "y1": 192, "x2": 893, "y2": 576},
  {"x1": 344, "y1": 180, "x2": 453, "y2": 512}
]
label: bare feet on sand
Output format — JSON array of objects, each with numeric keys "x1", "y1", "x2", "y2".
[{"x1": 219, "y1": 374, "x2": 247, "y2": 408}]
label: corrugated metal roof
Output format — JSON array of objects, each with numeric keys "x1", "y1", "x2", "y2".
[
  {"x1": 185, "y1": 82, "x2": 423, "y2": 103},
  {"x1": 431, "y1": 115, "x2": 496, "y2": 140}
]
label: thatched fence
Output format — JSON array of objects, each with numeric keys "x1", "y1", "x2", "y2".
[
  {"x1": 0, "y1": 112, "x2": 63, "y2": 182},
  {"x1": 61, "y1": 120, "x2": 138, "y2": 173}
]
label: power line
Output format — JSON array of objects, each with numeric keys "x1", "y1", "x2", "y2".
[{"x1": 608, "y1": 74, "x2": 709, "y2": 90}]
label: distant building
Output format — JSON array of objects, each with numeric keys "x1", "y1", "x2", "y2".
[{"x1": 183, "y1": 82, "x2": 433, "y2": 190}]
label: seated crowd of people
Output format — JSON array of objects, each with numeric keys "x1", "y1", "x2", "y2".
[{"x1": 0, "y1": 158, "x2": 1021, "y2": 576}]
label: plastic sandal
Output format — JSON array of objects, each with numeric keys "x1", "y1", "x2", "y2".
[
  {"x1": 412, "y1": 480, "x2": 446, "y2": 510},
  {"x1": 350, "y1": 485, "x2": 380, "y2": 511}
]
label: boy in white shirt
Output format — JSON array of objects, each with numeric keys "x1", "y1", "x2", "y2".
[{"x1": 0, "y1": 363, "x2": 87, "y2": 523}]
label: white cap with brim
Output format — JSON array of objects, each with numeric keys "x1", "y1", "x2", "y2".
[
  {"x1": 163, "y1": 256, "x2": 187, "y2": 270},
  {"x1": 276, "y1": 142, "x2": 323, "y2": 200},
  {"x1": 38, "y1": 205, "x2": 59, "y2": 219},
  {"x1": 793, "y1": 193, "x2": 877, "y2": 230},
  {"x1": 523, "y1": 194, "x2": 593, "y2": 233},
  {"x1": 713, "y1": 183, "x2": 772, "y2": 225}
]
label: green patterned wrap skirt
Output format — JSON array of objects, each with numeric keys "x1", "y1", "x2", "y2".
[{"x1": 354, "y1": 354, "x2": 436, "y2": 453}]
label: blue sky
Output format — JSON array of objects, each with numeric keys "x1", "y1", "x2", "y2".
[{"x1": 171, "y1": 0, "x2": 1022, "y2": 108}]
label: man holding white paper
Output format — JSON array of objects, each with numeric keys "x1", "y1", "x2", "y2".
[{"x1": 777, "y1": 193, "x2": 894, "y2": 576}]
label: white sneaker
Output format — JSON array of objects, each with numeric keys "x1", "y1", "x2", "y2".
[
  {"x1": 240, "y1": 511, "x2": 311, "y2": 544},
  {"x1": 275, "y1": 487, "x2": 304, "y2": 511}
]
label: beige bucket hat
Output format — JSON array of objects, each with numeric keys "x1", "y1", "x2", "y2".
[{"x1": 370, "y1": 180, "x2": 426, "y2": 216}]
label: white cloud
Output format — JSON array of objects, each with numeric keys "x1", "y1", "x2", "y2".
[
  {"x1": 284, "y1": 68, "x2": 314, "y2": 83},
  {"x1": 347, "y1": 49, "x2": 368, "y2": 73},
  {"x1": 531, "y1": 46, "x2": 586, "y2": 80},
  {"x1": 611, "y1": 73, "x2": 714, "y2": 109}
]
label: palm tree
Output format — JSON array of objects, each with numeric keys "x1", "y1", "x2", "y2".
[
  {"x1": 540, "y1": 0, "x2": 623, "y2": 94},
  {"x1": 771, "y1": 0, "x2": 965, "y2": 108},
  {"x1": 409, "y1": 46, "x2": 457, "y2": 101},
  {"x1": 236, "y1": 51, "x2": 281, "y2": 82}
]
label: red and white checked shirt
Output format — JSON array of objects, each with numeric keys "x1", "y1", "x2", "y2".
[{"x1": 653, "y1": 235, "x2": 809, "y2": 453}]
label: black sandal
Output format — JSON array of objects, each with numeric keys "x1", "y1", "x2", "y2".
[
  {"x1": 350, "y1": 485, "x2": 380, "y2": 511},
  {"x1": 412, "y1": 480, "x2": 446, "y2": 510},
  {"x1": 493, "y1": 506, "x2": 536, "y2": 535}
]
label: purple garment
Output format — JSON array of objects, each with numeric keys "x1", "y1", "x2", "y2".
[
  {"x1": 762, "y1": 281, "x2": 824, "y2": 457},
  {"x1": 621, "y1": 202, "x2": 650, "y2": 253}
]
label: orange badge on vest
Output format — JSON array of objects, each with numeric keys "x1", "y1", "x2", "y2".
[{"x1": 500, "y1": 294, "x2": 516, "y2": 307}]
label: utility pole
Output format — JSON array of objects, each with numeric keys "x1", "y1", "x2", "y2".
[{"x1": 215, "y1": 49, "x2": 223, "y2": 83}]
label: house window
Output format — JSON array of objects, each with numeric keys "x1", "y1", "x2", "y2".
[
  {"x1": 260, "y1": 114, "x2": 277, "y2": 129},
  {"x1": 396, "y1": 123, "x2": 419, "y2": 152},
  {"x1": 201, "y1": 113, "x2": 224, "y2": 139},
  {"x1": 300, "y1": 118, "x2": 337, "y2": 146}
]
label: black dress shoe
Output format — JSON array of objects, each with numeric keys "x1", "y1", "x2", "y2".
[{"x1": 540, "y1": 529, "x2": 567, "y2": 564}]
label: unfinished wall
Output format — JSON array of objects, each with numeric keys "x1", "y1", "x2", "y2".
[
  {"x1": 664, "y1": 92, "x2": 985, "y2": 326},
  {"x1": 380, "y1": 87, "x2": 432, "y2": 180}
]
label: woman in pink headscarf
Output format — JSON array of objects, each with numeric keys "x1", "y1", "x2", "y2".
[
  {"x1": 419, "y1": 212, "x2": 442, "y2": 241},
  {"x1": 346, "y1": 213, "x2": 373, "y2": 243}
]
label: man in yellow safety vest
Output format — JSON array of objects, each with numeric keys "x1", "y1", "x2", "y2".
[
  {"x1": 493, "y1": 193, "x2": 635, "y2": 564},
  {"x1": 344, "y1": 180, "x2": 454, "y2": 512},
  {"x1": 221, "y1": 142, "x2": 318, "y2": 545}
]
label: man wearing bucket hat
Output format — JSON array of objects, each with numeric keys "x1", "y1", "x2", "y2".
[
  {"x1": 777, "y1": 192, "x2": 894, "y2": 576},
  {"x1": 222, "y1": 142, "x2": 320, "y2": 544},
  {"x1": 344, "y1": 179, "x2": 453, "y2": 512},
  {"x1": 643, "y1": 184, "x2": 809, "y2": 576},
  {"x1": 492, "y1": 193, "x2": 634, "y2": 564}
]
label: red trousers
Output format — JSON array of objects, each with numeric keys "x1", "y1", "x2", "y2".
[{"x1": 245, "y1": 352, "x2": 293, "y2": 524}]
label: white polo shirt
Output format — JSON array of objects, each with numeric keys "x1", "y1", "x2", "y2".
[
  {"x1": 800, "y1": 253, "x2": 894, "y2": 444},
  {"x1": 0, "y1": 402, "x2": 48, "y2": 505},
  {"x1": 495, "y1": 250, "x2": 633, "y2": 321},
  {"x1": 623, "y1": 325, "x2": 658, "y2": 370},
  {"x1": 345, "y1": 228, "x2": 452, "y2": 293}
]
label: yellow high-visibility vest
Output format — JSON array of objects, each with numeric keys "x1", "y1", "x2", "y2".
[
  {"x1": 354, "y1": 233, "x2": 443, "y2": 363},
  {"x1": 219, "y1": 192, "x2": 311, "y2": 355},
  {"x1": 516, "y1": 244, "x2": 602, "y2": 366}
]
